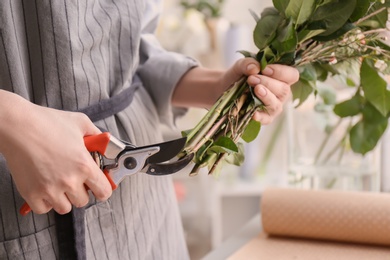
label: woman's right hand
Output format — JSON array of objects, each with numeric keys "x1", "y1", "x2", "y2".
[{"x1": 0, "y1": 90, "x2": 112, "y2": 215}]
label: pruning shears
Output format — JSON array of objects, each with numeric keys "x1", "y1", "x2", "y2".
[{"x1": 20, "y1": 132, "x2": 193, "y2": 215}]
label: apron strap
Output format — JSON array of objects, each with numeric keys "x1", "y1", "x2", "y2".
[
  {"x1": 78, "y1": 78, "x2": 141, "y2": 122},
  {"x1": 55, "y1": 208, "x2": 86, "y2": 260}
]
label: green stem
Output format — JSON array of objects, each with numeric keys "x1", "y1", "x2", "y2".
[
  {"x1": 184, "y1": 77, "x2": 247, "y2": 152},
  {"x1": 257, "y1": 113, "x2": 285, "y2": 175},
  {"x1": 234, "y1": 108, "x2": 258, "y2": 140},
  {"x1": 193, "y1": 114, "x2": 228, "y2": 152},
  {"x1": 354, "y1": 7, "x2": 386, "y2": 26},
  {"x1": 320, "y1": 118, "x2": 353, "y2": 165},
  {"x1": 208, "y1": 153, "x2": 226, "y2": 175},
  {"x1": 207, "y1": 106, "x2": 257, "y2": 175},
  {"x1": 314, "y1": 118, "x2": 342, "y2": 164}
]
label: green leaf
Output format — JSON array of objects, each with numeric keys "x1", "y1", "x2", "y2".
[
  {"x1": 333, "y1": 94, "x2": 362, "y2": 117},
  {"x1": 350, "y1": 0, "x2": 371, "y2": 22},
  {"x1": 272, "y1": 19, "x2": 298, "y2": 55},
  {"x1": 285, "y1": 0, "x2": 316, "y2": 26},
  {"x1": 276, "y1": 51, "x2": 296, "y2": 65},
  {"x1": 319, "y1": 0, "x2": 335, "y2": 5},
  {"x1": 199, "y1": 152, "x2": 217, "y2": 168},
  {"x1": 181, "y1": 129, "x2": 192, "y2": 137},
  {"x1": 194, "y1": 140, "x2": 213, "y2": 163},
  {"x1": 358, "y1": 20, "x2": 383, "y2": 28},
  {"x1": 297, "y1": 29, "x2": 326, "y2": 43},
  {"x1": 307, "y1": 20, "x2": 328, "y2": 31},
  {"x1": 249, "y1": 84, "x2": 264, "y2": 107},
  {"x1": 313, "y1": 63, "x2": 330, "y2": 81},
  {"x1": 241, "y1": 120, "x2": 261, "y2": 143},
  {"x1": 313, "y1": 22, "x2": 355, "y2": 41},
  {"x1": 260, "y1": 52, "x2": 268, "y2": 70},
  {"x1": 359, "y1": 3, "x2": 389, "y2": 29},
  {"x1": 272, "y1": 0, "x2": 289, "y2": 15},
  {"x1": 299, "y1": 64, "x2": 317, "y2": 81},
  {"x1": 208, "y1": 136, "x2": 239, "y2": 154},
  {"x1": 350, "y1": 119, "x2": 388, "y2": 155},
  {"x1": 225, "y1": 142, "x2": 245, "y2": 166},
  {"x1": 253, "y1": 13, "x2": 281, "y2": 50},
  {"x1": 309, "y1": 0, "x2": 357, "y2": 36},
  {"x1": 360, "y1": 59, "x2": 390, "y2": 117},
  {"x1": 315, "y1": 63, "x2": 340, "y2": 75},
  {"x1": 261, "y1": 7, "x2": 280, "y2": 17},
  {"x1": 291, "y1": 78, "x2": 315, "y2": 107},
  {"x1": 237, "y1": 50, "x2": 256, "y2": 59},
  {"x1": 362, "y1": 102, "x2": 389, "y2": 124},
  {"x1": 318, "y1": 86, "x2": 337, "y2": 105},
  {"x1": 346, "y1": 77, "x2": 356, "y2": 86}
]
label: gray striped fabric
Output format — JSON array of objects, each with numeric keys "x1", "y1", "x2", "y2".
[{"x1": 0, "y1": 0, "x2": 196, "y2": 259}]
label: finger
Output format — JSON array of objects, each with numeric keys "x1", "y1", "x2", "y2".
[
  {"x1": 66, "y1": 185, "x2": 90, "y2": 208},
  {"x1": 224, "y1": 58, "x2": 260, "y2": 85},
  {"x1": 25, "y1": 198, "x2": 52, "y2": 215},
  {"x1": 84, "y1": 160, "x2": 112, "y2": 202},
  {"x1": 253, "y1": 110, "x2": 274, "y2": 125},
  {"x1": 49, "y1": 193, "x2": 73, "y2": 215},
  {"x1": 253, "y1": 84, "x2": 283, "y2": 120},
  {"x1": 262, "y1": 64, "x2": 300, "y2": 85},
  {"x1": 248, "y1": 75, "x2": 291, "y2": 102}
]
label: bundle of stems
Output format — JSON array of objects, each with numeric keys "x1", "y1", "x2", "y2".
[
  {"x1": 179, "y1": 1, "x2": 390, "y2": 176},
  {"x1": 180, "y1": 77, "x2": 262, "y2": 176}
]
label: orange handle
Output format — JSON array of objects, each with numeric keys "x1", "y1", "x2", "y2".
[
  {"x1": 84, "y1": 132, "x2": 111, "y2": 154},
  {"x1": 20, "y1": 202, "x2": 32, "y2": 216},
  {"x1": 104, "y1": 169, "x2": 117, "y2": 190},
  {"x1": 20, "y1": 132, "x2": 114, "y2": 216}
]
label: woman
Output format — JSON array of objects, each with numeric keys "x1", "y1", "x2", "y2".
[{"x1": 0, "y1": 0, "x2": 298, "y2": 259}]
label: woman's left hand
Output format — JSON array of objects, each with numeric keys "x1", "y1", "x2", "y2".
[{"x1": 220, "y1": 58, "x2": 300, "y2": 125}]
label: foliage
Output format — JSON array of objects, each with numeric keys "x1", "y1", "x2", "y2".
[
  {"x1": 180, "y1": 0, "x2": 226, "y2": 19},
  {"x1": 180, "y1": 0, "x2": 390, "y2": 176}
]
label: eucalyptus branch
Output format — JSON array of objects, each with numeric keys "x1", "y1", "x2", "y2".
[{"x1": 354, "y1": 7, "x2": 387, "y2": 26}]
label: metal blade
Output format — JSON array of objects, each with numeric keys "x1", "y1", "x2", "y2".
[
  {"x1": 124, "y1": 137, "x2": 187, "y2": 164},
  {"x1": 142, "y1": 153, "x2": 194, "y2": 176}
]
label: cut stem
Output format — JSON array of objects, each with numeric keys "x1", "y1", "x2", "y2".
[{"x1": 184, "y1": 77, "x2": 247, "y2": 153}]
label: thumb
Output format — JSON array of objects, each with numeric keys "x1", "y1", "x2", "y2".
[{"x1": 223, "y1": 57, "x2": 260, "y2": 87}]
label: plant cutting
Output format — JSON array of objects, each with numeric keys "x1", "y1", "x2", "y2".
[{"x1": 178, "y1": 0, "x2": 390, "y2": 176}]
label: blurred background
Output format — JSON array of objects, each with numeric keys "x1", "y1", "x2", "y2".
[{"x1": 155, "y1": 1, "x2": 390, "y2": 259}]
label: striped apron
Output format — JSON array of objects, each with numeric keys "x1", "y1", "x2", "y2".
[{"x1": 0, "y1": 0, "x2": 197, "y2": 259}]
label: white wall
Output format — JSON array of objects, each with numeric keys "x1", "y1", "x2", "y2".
[{"x1": 382, "y1": 125, "x2": 390, "y2": 192}]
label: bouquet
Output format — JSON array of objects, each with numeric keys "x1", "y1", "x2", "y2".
[{"x1": 179, "y1": 0, "x2": 390, "y2": 176}]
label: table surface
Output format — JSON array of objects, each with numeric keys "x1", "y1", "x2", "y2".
[{"x1": 202, "y1": 214, "x2": 262, "y2": 260}]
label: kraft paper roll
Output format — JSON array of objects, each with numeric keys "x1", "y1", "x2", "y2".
[
  {"x1": 228, "y1": 232, "x2": 390, "y2": 260},
  {"x1": 261, "y1": 188, "x2": 390, "y2": 246}
]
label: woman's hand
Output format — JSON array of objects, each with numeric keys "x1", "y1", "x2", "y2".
[
  {"x1": 172, "y1": 58, "x2": 299, "y2": 125},
  {"x1": 0, "y1": 91, "x2": 112, "y2": 215},
  {"x1": 220, "y1": 58, "x2": 300, "y2": 125}
]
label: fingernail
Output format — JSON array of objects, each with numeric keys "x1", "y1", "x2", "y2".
[
  {"x1": 262, "y1": 67, "x2": 273, "y2": 76},
  {"x1": 251, "y1": 76, "x2": 261, "y2": 85},
  {"x1": 247, "y1": 64, "x2": 257, "y2": 72},
  {"x1": 256, "y1": 85, "x2": 267, "y2": 97}
]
